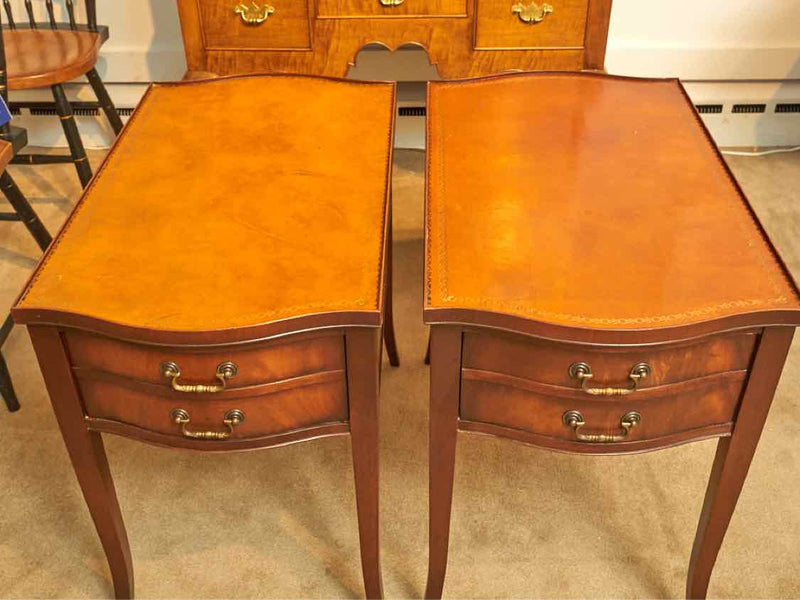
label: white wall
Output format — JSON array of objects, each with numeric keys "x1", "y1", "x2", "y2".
[{"x1": 9, "y1": 0, "x2": 800, "y2": 147}]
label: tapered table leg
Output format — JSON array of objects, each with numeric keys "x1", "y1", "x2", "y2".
[
  {"x1": 686, "y1": 327, "x2": 794, "y2": 599},
  {"x1": 383, "y1": 205, "x2": 399, "y2": 367},
  {"x1": 425, "y1": 326, "x2": 462, "y2": 599},
  {"x1": 347, "y1": 328, "x2": 384, "y2": 599},
  {"x1": 29, "y1": 327, "x2": 134, "y2": 599}
]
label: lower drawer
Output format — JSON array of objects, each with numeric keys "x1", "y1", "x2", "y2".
[
  {"x1": 460, "y1": 369, "x2": 747, "y2": 446},
  {"x1": 79, "y1": 371, "x2": 348, "y2": 440}
]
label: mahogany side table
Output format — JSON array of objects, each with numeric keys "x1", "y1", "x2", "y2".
[
  {"x1": 12, "y1": 74, "x2": 397, "y2": 599},
  {"x1": 423, "y1": 72, "x2": 800, "y2": 598}
]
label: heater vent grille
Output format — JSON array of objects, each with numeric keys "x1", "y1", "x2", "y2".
[
  {"x1": 732, "y1": 104, "x2": 766, "y2": 114},
  {"x1": 696, "y1": 104, "x2": 723, "y2": 114}
]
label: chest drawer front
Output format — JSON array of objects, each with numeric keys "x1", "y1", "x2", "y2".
[
  {"x1": 65, "y1": 331, "x2": 345, "y2": 390},
  {"x1": 198, "y1": 0, "x2": 311, "y2": 50},
  {"x1": 460, "y1": 370, "x2": 746, "y2": 447},
  {"x1": 474, "y1": 0, "x2": 588, "y2": 49},
  {"x1": 462, "y1": 331, "x2": 758, "y2": 391},
  {"x1": 317, "y1": 0, "x2": 466, "y2": 18},
  {"x1": 79, "y1": 372, "x2": 348, "y2": 439}
]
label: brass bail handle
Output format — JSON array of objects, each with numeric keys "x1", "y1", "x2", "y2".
[
  {"x1": 563, "y1": 410, "x2": 642, "y2": 443},
  {"x1": 234, "y1": 1, "x2": 274, "y2": 24},
  {"x1": 160, "y1": 361, "x2": 238, "y2": 393},
  {"x1": 511, "y1": 1, "x2": 553, "y2": 23},
  {"x1": 170, "y1": 408, "x2": 246, "y2": 440},
  {"x1": 379, "y1": 0, "x2": 405, "y2": 6},
  {"x1": 568, "y1": 361, "x2": 651, "y2": 396}
]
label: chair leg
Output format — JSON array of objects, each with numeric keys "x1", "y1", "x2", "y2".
[
  {"x1": 0, "y1": 314, "x2": 20, "y2": 412},
  {"x1": 51, "y1": 84, "x2": 93, "y2": 188},
  {"x1": 1, "y1": 171, "x2": 53, "y2": 252},
  {"x1": 86, "y1": 68, "x2": 124, "y2": 136}
]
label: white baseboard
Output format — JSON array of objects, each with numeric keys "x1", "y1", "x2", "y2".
[{"x1": 9, "y1": 51, "x2": 800, "y2": 150}]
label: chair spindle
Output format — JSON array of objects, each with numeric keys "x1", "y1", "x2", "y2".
[
  {"x1": 24, "y1": 0, "x2": 36, "y2": 28},
  {"x1": 84, "y1": 0, "x2": 96, "y2": 32},
  {"x1": 46, "y1": 0, "x2": 57, "y2": 28},
  {"x1": 2, "y1": 1, "x2": 15, "y2": 29},
  {"x1": 66, "y1": 0, "x2": 77, "y2": 29}
]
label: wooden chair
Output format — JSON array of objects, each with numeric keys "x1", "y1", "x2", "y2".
[
  {"x1": 0, "y1": 135, "x2": 54, "y2": 413},
  {"x1": 2, "y1": 0, "x2": 123, "y2": 188},
  {"x1": 0, "y1": 23, "x2": 53, "y2": 412}
]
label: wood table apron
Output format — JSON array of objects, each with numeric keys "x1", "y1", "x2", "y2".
[
  {"x1": 12, "y1": 74, "x2": 397, "y2": 599},
  {"x1": 422, "y1": 72, "x2": 800, "y2": 599},
  {"x1": 175, "y1": 0, "x2": 613, "y2": 79}
]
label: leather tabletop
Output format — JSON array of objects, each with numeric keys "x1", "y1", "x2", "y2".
[
  {"x1": 14, "y1": 75, "x2": 395, "y2": 333},
  {"x1": 426, "y1": 73, "x2": 800, "y2": 330}
]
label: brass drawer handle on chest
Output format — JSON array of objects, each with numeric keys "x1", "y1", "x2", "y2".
[
  {"x1": 170, "y1": 408, "x2": 245, "y2": 440},
  {"x1": 568, "y1": 361, "x2": 651, "y2": 396},
  {"x1": 562, "y1": 410, "x2": 642, "y2": 443},
  {"x1": 159, "y1": 361, "x2": 238, "y2": 393},
  {"x1": 511, "y1": 1, "x2": 553, "y2": 24},
  {"x1": 378, "y1": 0, "x2": 405, "y2": 6},
  {"x1": 234, "y1": 1, "x2": 274, "y2": 24}
]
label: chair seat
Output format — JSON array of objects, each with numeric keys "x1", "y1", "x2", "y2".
[{"x1": 7, "y1": 29, "x2": 102, "y2": 90}]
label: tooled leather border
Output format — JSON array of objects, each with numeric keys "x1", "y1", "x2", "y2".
[
  {"x1": 425, "y1": 71, "x2": 800, "y2": 328},
  {"x1": 14, "y1": 74, "x2": 396, "y2": 330}
]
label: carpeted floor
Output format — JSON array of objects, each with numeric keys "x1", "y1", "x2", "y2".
[{"x1": 1, "y1": 147, "x2": 799, "y2": 598}]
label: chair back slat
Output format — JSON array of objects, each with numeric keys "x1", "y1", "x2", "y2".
[
  {"x1": 2, "y1": 1, "x2": 15, "y2": 29},
  {"x1": 24, "y1": 0, "x2": 37, "y2": 28},
  {"x1": 45, "y1": 0, "x2": 57, "y2": 28},
  {"x1": 65, "y1": 0, "x2": 77, "y2": 29}
]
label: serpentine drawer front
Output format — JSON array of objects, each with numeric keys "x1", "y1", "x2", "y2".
[
  {"x1": 424, "y1": 72, "x2": 800, "y2": 599},
  {"x1": 176, "y1": 0, "x2": 612, "y2": 78},
  {"x1": 12, "y1": 75, "x2": 397, "y2": 599}
]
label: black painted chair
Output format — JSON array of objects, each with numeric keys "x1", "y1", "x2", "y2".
[
  {"x1": 0, "y1": 23, "x2": 54, "y2": 413},
  {"x1": 0, "y1": 132, "x2": 52, "y2": 412},
  {"x1": 2, "y1": 0, "x2": 123, "y2": 188}
]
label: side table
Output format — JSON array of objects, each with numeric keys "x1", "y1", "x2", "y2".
[
  {"x1": 424, "y1": 72, "x2": 800, "y2": 598},
  {"x1": 13, "y1": 74, "x2": 397, "y2": 599}
]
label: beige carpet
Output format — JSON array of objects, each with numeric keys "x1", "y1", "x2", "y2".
[{"x1": 1, "y1": 148, "x2": 799, "y2": 598}]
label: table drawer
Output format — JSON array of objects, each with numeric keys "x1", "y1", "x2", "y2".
[
  {"x1": 199, "y1": 0, "x2": 310, "y2": 50},
  {"x1": 460, "y1": 369, "x2": 747, "y2": 446},
  {"x1": 462, "y1": 331, "x2": 757, "y2": 391},
  {"x1": 78, "y1": 370, "x2": 348, "y2": 439},
  {"x1": 474, "y1": 0, "x2": 588, "y2": 49},
  {"x1": 317, "y1": 0, "x2": 466, "y2": 18},
  {"x1": 65, "y1": 330, "x2": 345, "y2": 390}
]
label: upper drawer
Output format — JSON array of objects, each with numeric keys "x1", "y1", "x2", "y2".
[
  {"x1": 64, "y1": 330, "x2": 345, "y2": 390},
  {"x1": 317, "y1": 0, "x2": 466, "y2": 18},
  {"x1": 462, "y1": 330, "x2": 758, "y2": 391},
  {"x1": 475, "y1": 0, "x2": 588, "y2": 50},
  {"x1": 198, "y1": 0, "x2": 311, "y2": 50}
]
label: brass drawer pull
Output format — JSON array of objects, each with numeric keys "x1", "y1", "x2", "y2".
[
  {"x1": 563, "y1": 410, "x2": 641, "y2": 443},
  {"x1": 379, "y1": 0, "x2": 405, "y2": 6},
  {"x1": 170, "y1": 408, "x2": 245, "y2": 440},
  {"x1": 568, "y1": 362, "x2": 651, "y2": 396},
  {"x1": 159, "y1": 361, "x2": 238, "y2": 393},
  {"x1": 234, "y1": 1, "x2": 274, "y2": 24},
  {"x1": 511, "y1": 1, "x2": 552, "y2": 23}
]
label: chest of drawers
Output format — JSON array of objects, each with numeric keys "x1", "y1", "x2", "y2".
[
  {"x1": 423, "y1": 72, "x2": 800, "y2": 598},
  {"x1": 176, "y1": 0, "x2": 612, "y2": 78}
]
